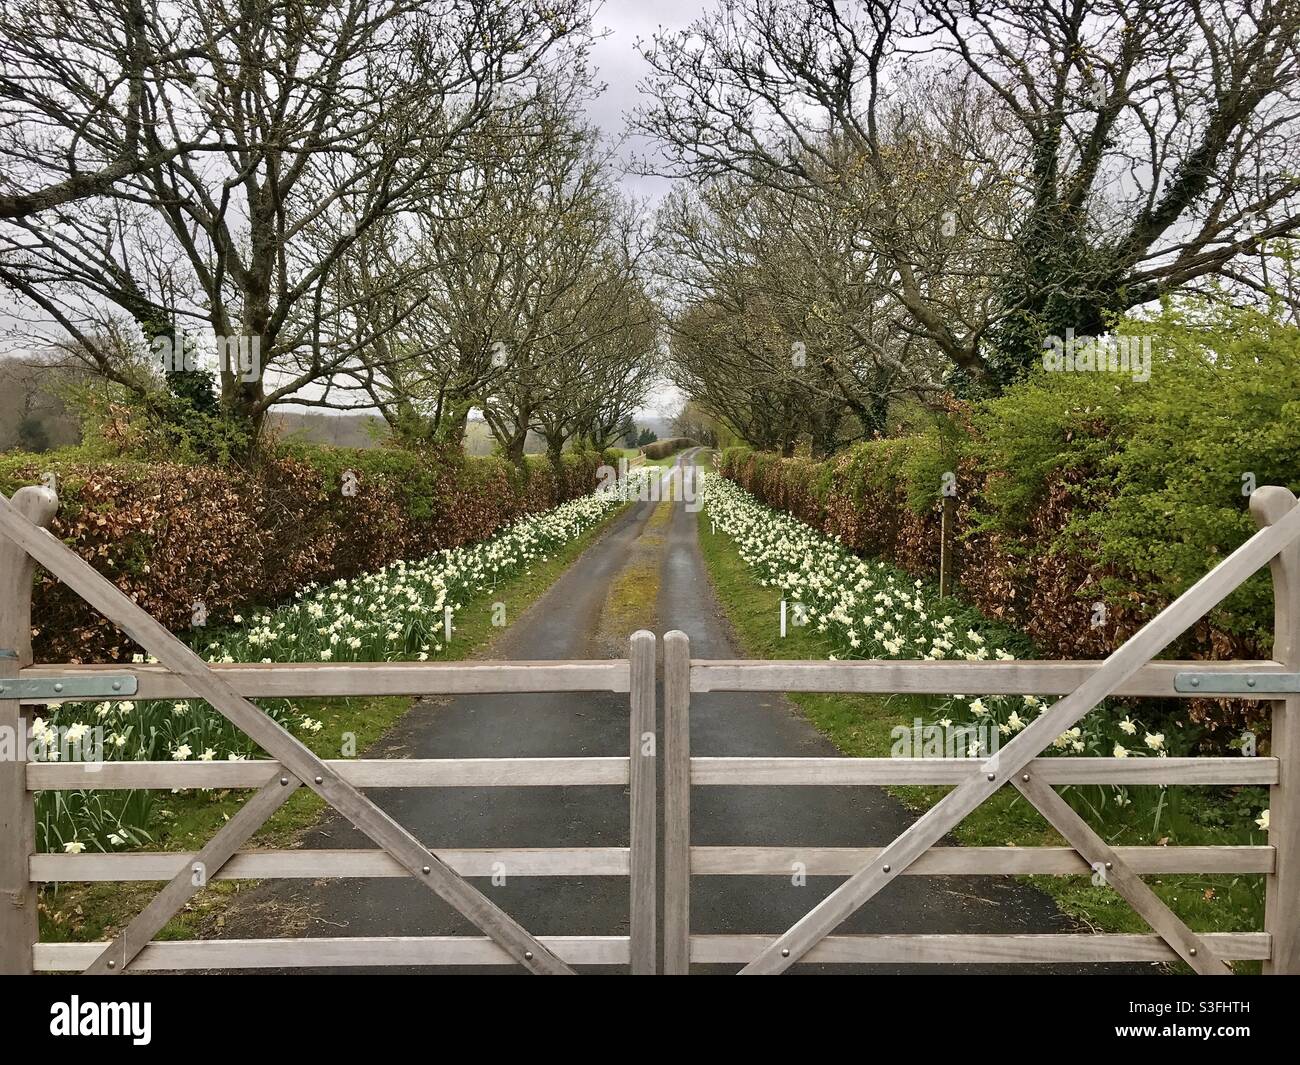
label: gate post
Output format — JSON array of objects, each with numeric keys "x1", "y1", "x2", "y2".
[
  {"x1": 1251, "y1": 486, "x2": 1300, "y2": 974},
  {"x1": 628, "y1": 630, "x2": 657, "y2": 974},
  {"x1": 0, "y1": 485, "x2": 58, "y2": 975},
  {"x1": 663, "y1": 630, "x2": 691, "y2": 974}
]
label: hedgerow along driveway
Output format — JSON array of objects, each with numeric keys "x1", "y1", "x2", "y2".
[{"x1": 214, "y1": 450, "x2": 1147, "y2": 973}]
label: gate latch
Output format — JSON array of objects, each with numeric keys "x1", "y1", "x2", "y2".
[
  {"x1": 0, "y1": 673, "x2": 139, "y2": 701},
  {"x1": 1174, "y1": 671, "x2": 1300, "y2": 695}
]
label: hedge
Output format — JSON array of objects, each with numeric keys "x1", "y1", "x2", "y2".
[
  {"x1": 0, "y1": 445, "x2": 614, "y2": 663},
  {"x1": 719, "y1": 301, "x2": 1300, "y2": 737},
  {"x1": 641, "y1": 437, "x2": 697, "y2": 460}
]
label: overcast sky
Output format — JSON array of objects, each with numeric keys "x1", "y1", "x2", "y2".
[
  {"x1": 585, "y1": 0, "x2": 703, "y2": 205},
  {"x1": 583, "y1": 1, "x2": 708, "y2": 418}
]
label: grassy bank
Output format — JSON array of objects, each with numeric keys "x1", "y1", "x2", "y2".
[
  {"x1": 38, "y1": 501, "x2": 631, "y2": 945},
  {"x1": 696, "y1": 508, "x2": 1267, "y2": 971}
]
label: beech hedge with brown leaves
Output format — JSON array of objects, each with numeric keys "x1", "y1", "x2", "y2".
[{"x1": 0, "y1": 446, "x2": 613, "y2": 663}]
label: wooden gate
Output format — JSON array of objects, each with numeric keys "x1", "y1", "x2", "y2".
[
  {"x1": 662, "y1": 486, "x2": 1300, "y2": 975},
  {"x1": 0, "y1": 486, "x2": 656, "y2": 974},
  {"x1": 6, "y1": 482, "x2": 1300, "y2": 974}
]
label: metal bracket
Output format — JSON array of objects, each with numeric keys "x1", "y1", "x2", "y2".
[
  {"x1": 0, "y1": 673, "x2": 139, "y2": 701},
  {"x1": 1174, "y1": 671, "x2": 1300, "y2": 695}
]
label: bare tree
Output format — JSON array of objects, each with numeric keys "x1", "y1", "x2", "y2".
[
  {"x1": 362, "y1": 86, "x2": 659, "y2": 462},
  {"x1": 532, "y1": 252, "x2": 662, "y2": 460},
  {"x1": 637, "y1": 0, "x2": 1300, "y2": 387},
  {"x1": 0, "y1": 0, "x2": 593, "y2": 440},
  {"x1": 0, "y1": 0, "x2": 236, "y2": 220},
  {"x1": 657, "y1": 174, "x2": 945, "y2": 454}
]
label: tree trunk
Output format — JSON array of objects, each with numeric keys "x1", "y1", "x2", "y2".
[
  {"x1": 504, "y1": 427, "x2": 529, "y2": 465},
  {"x1": 436, "y1": 401, "x2": 472, "y2": 448}
]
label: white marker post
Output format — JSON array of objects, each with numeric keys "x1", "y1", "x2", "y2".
[
  {"x1": 780, "y1": 599, "x2": 787, "y2": 638},
  {"x1": 444, "y1": 605, "x2": 452, "y2": 643}
]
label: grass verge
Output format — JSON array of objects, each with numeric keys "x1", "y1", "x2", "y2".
[
  {"x1": 696, "y1": 508, "x2": 1267, "y2": 971},
  {"x1": 37, "y1": 501, "x2": 632, "y2": 945}
]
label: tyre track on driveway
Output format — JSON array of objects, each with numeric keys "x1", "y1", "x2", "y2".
[{"x1": 214, "y1": 449, "x2": 1148, "y2": 973}]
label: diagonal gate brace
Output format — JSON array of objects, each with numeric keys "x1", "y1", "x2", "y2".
[
  {"x1": 88, "y1": 768, "x2": 302, "y2": 973},
  {"x1": 738, "y1": 498, "x2": 1300, "y2": 974},
  {"x1": 0, "y1": 491, "x2": 575, "y2": 975},
  {"x1": 1013, "y1": 774, "x2": 1227, "y2": 974}
]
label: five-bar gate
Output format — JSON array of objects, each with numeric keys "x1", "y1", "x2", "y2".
[
  {"x1": 661, "y1": 486, "x2": 1300, "y2": 975},
  {"x1": 0, "y1": 485, "x2": 656, "y2": 974},
  {"x1": 3, "y1": 482, "x2": 1300, "y2": 973}
]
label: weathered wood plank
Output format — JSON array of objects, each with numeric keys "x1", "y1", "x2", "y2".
[
  {"x1": 32, "y1": 847, "x2": 632, "y2": 881},
  {"x1": 38, "y1": 844, "x2": 1267, "y2": 882},
  {"x1": 18, "y1": 659, "x2": 630, "y2": 699},
  {"x1": 739, "y1": 501, "x2": 1300, "y2": 974},
  {"x1": 86, "y1": 768, "x2": 300, "y2": 973},
  {"x1": 32, "y1": 754, "x2": 1272, "y2": 791},
  {"x1": 688, "y1": 845, "x2": 1273, "y2": 876},
  {"x1": 0, "y1": 487, "x2": 56, "y2": 668},
  {"x1": 36, "y1": 936, "x2": 632, "y2": 970},
  {"x1": 29, "y1": 756, "x2": 630, "y2": 791},
  {"x1": 691, "y1": 756, "x2": 1277, "y2": 786},
  {"x1": 628, "y1": 630, "x2": 657, "y2": 975},
  {"x1": 691, "y1": 659, "x2": 1287, "y2": 697},
  {"x1": 0, "y1": 491, "x2": 575, "y2": 975},
  {"x1": 1016, "y1": 775, "x2": 1226, "y2": 974},
  {"x1": 692, "y1": 933, "x2": 1270, "y2": 965},
  {"x1": 1253, "y1": 486, "x2": 1300, "y2": 974},
  {"x1": 0, "y1": 486, "x2": 57, "y2": 975},
  {"x1": 0, "y1": 654, "x2": 32, "y2": 975},
  {"x1": 663, "y1": 630, "x2": 691, "y2": 975},
  {"x1": 43, "y1": 933, "x2": 1266, "y2": 970}
]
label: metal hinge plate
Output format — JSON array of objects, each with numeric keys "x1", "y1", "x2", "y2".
[
  {"x1": 0, "y1": 674, "x2": 139, "y2": 701},
  {"x1": 1174, "y1": 671, "x2": 1300, "y2": 695}
]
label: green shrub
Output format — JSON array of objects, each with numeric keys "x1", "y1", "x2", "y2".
[
  {"x1": 720, "y1": 300, "x2": 1300, "y2": 739},
  {"x1": 973, "y1": 301, "x2": 1300, "y2": 648}
]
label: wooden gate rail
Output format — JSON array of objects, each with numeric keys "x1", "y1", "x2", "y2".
[
  {"x1": 691, "y1": 658, "x2": 1289, "y2": 697},
  {"x1": 33, "y1": 937, "x2": 632, "y2": 970},
  {"x1": 0, "y1": 485, "x2": 657, "y2": 975},
  {"x1": 17, "y1": 660, "x2": 634, "y2": 698},
  {"x1": 664, "y1": 484, "x2": 1300, "y2": 975}
]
